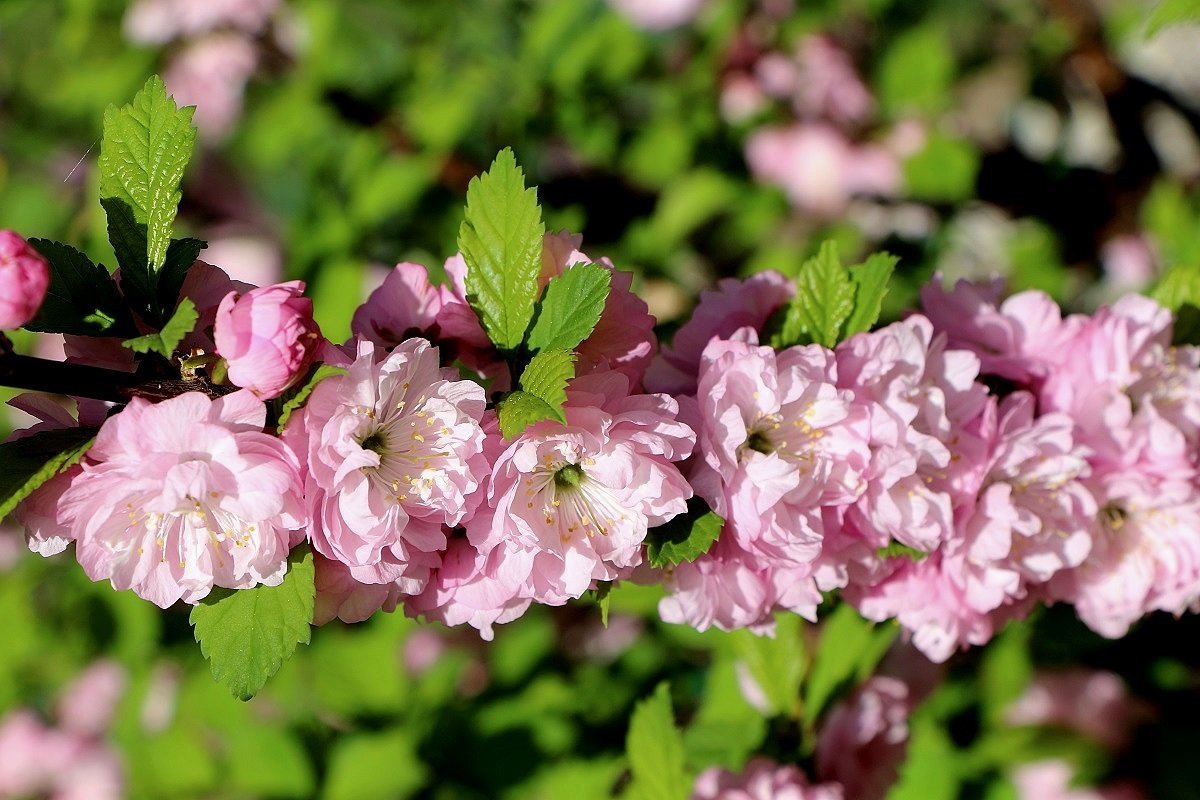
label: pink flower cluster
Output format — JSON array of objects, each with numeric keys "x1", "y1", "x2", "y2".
[
  {"x1": 652, "y1": 270, "x2": 1200, "y2": 662},
  {"x1": 8, "y1": 223, "x2": 1200, "y2": 658},
  {"x1": 693, "y1": 759, "x2": 842, "y2": 800},
  {"x1": 0, "y1": 661, "x2": 126, "y2": 800}
]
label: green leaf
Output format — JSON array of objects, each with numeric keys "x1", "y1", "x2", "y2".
[
  {"x1": 804, "y1": 604, "x2": 898, "y2": 722},
  {"x1": 277, "y1": 364, "x2": 348, "y2": 430},
  {"x1": 594, "y1": 582, "x2": 613, "y2": 628},
  {"x1": 99, "y1": 75, "x2": 197, "y2": 317},
  {"x1": 646, "y1": 499, "x2": 724, "y2": 569},
  {"x1": 902, "y1": 133, "x2": 980, "y2": 203},
  {"x1": 121, "y1": 297, "x2": 198, "y2": 359},
  {"x1": 190, "y1": 544, "x2": 316, "y2": 701},
  {"x1": 625, "y1": 683, "x2": 690, "y2": 800},
  {"x1": 1152, "y1": 263, "x2": 1200, "y2": 344},
  {"x1": 875, "y1": 541, "x2": 930, "y2": 561},
  {"x1": 844, "y1": 252, "x2": 899, "y2": 337},
  {"x1": 25, "y1": 239, "x2": 135, "y2": 337},
  {"x1": 497, "y1": 391, "x2": 562, "y2": 439},
  {"x1": 731, "y1": 613, "x2": 805, "y2": 719},
  {"x1": 0, "y1": 428, "x2": 96, "y2": 522},
  {"x1": 1146, "y1": 0, "x2": 1200, "y2": 36},
  {"x1": 519, "y1": 348, "x2": 575, "y2": 412},
  {"x1": 322, "y1": 729, "x2": 428, "y2": 800},
  {"x1": 778, "y1": 241, "x2": 856, "y2": 349},
  {"x1": 527, "y1": 263, "x2": 612, "y2": 353},
  {"x1": 877, "y1": 25, "x2": 955, "y2": 117},
  {"x1": 886, "y1": 716, "x2": 960, "y2": 800},
  {"x1": 458, "y1": 148, "x2": 545, "y2": 351}
]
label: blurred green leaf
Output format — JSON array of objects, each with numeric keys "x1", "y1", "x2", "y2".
[
  {"x1": 732, "y1": 613, "x2": 805, "y2": 719},
  {"x1": 804, "y1": 604, "x2": 897, "y2": 722},
  {"x1": 877, "y1": 25, "x2": 956, "y2": 117},
  {"x1": 625, "y1": 683, "x2": 690, "y2": 800},
  {"x1": 903, "y1": 133, "x2": 979, "y2": 203},
  {"x1": 323, "y1": 729, "x2": 428, "y2": 800}
]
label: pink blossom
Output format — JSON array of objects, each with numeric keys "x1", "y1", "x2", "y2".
[
  {"x1": 469, "y1": 371, "x2": 694, "y2": 607},
  {"x1": 816, "y1": 677, "x2": 911, "y2": 800},
  {"x1": 746, "y1": 123, "x2": 900, "y2": 216},
  {"x1": 163, "y1": 34, "x2": 258, "y2": 140},
  {"x1": 0, "y1": 230, "x2": 50, "y2": 330},
  {"x1": 1011, "y1": 760, "x2": 1145, "y2": 800},
  {"x1": 919, "y1": 277, "x2": 1082, "y2": 386},
  {"x1": 0, "y1": 710, "x2": 124, "y2": 800},
  {"x1": 792, "y1": 36, "x2": 874, "y2": 125},
  {"x1": 659, "y1": 536, "x2": 823, "y2": 633},
  {"x1": 214, "y1": 280, "x2": 321, "y2": 399},
  {"x1": 0, "y1": 525, "x2": 22, "y2": 571},
  {"x1": 201, "y1": 233, "x2": 283, "y2": 288},
  {"x1": 646, "y1": 271, "x2": 794, "y2": 396},
  {"x1": 408, "y1": 537, "x2": 535, "y2": 640},
  {"x1": 286, "y1": 338, "x2": 487, "y2": 593},
  {"x1": 124, "y1": 0, "x2": 278, "y2": 43},
  {"x1": 608, "y1": 0, "x2": 705, "y2": 30},
  {"x1": 689, "y1": 337, "x2": 870, "y2": 569},
  {"x1": 352, "y1": 262, "x2": 452, "y2": 348},
  {"x1": 1006, "y1": 670, "x2": 1149, "y2": 750},
  {"x1": 311, "y1": 551, "x2": 406, "y2": 625},
  {"x1": 59, "y1": 391, "x2": 304, "y2": 608},
  {"x1": 55, "y1": 661, "x2": 127, "y2": 739},
  {"x1": 693, "y1": 759, "x2": 844, "y2": 800},
  {"x1": 1100, "y1": 235, "x2": 1157, "y2": 292}
]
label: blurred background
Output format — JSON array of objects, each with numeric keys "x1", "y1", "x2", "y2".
[{"x1": 3, "y1": 0, "x2": 1200, "y2": 797}]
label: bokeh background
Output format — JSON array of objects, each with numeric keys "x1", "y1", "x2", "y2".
[{"x1": 3, "y1": 0, "x2": 1200, "y2": 797}]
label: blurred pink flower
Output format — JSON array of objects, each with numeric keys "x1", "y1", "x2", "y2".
[
  {"x1": 0, "y1": 230, "x2": 50, "y2": 330},
  {"x1": 60, "y1": 391, "x2": 305, "y2": 608},
  {"x1": 125, "y1": 0, "x2": 278, "y2": 43},
  {"x1": 286, "y1": 338, "x2": 488, "y2": 589},
  {"x1": 1012, "y1": 760, "x2": 1145, "y2": 800},
  {"x1": 693, "y1": 758, "x2": 844, "y2": 800},
  {"x1": 0, "y1": 710, "x2": 124, "y2": 800},
  {"x1": 608, "y1": 0, "x2": 705, "y2": 30},
  {"x1": 201, "y1": 234, "x2": 284, "y2": 288},
  {"x1": 55, "y1": 661, "x2": 127, "y2": 739},
  {"x1": 1100, "y1": 235, "x2": 1157, "y2": 293},
  {"x1": 792, "y1": 36, "x2": 874, "y2": 124},
  {"x1": 746, "y1": 123, "x2": 900, "y2": 216},
  {"x1": 1006, "y1": 670, "x2": 1149, "y2": 750},
  {"x1": 816, "y1": 677, "x2": 911, "y2": 800},
  {"x1": 163, "y1": 34, "x2": 258, "y2": 141},
  {"x1": 214, "y1": 280, "x2": 321, "y2": 399}
]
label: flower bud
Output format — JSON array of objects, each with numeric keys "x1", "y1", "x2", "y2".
[
  {"x1": 0, "y1": 230, "x2": 51, "y2": 330},
  {"x1": 213, "y1": 280, "x2": 320, "y2": 399}
]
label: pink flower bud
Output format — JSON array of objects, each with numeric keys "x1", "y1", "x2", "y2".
[
  {"x1": 213, "y1": 280, "x2": 320, "y2": 399},
  {"x1": 0, "y1": 230, "x2": 51, "y2": 330}
]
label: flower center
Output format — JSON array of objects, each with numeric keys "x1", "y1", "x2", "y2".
[
  {"x1": 1101, "y1": 503, "x2": 1127, "y2": 532},
  {"x1": 746, "y1": 430, "x2": 774, "y2": 454},
  {"x1": 360, "y1": 431, "x2": 388, "y2": 455},
  {"x1": 554, "y1": 463, "x2": 586, "y2": 489}
]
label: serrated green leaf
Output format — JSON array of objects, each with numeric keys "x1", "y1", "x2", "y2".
[
  {"x1": 25, "y1": 239, "x2": 135, "y2": 337},
  {"x1": 498, "y1": 391, "x2": 562, "y2": 438},
  {"x1": 844, "y1": 252, "x2": 899, "y2": 337},
  {"x1": 99, "y1": 75, "x2": 197, "y2": 320},
  {"x1": 99, "y1": 75, "x2": 196, "y2": 273},
  {"x1": 121, "y1": 297, "x2": 198, "y2": 358},
  {"x1": 520, "y1": 348, "x2": 575, "y2": 412},
  {"x1": 646, "y1": 498, "x2": 724, "y2": 569},
  {"x1": 459, "y1": 148, "x2": 545, "y2": 351},
  {"x1": 625, "y1": 683, "x2": 690, "y2": 800},
  {"x1": 277, "y1": 364, "x2": 348, "y2": 430},
  {"x1": 0, "y1": 428, "x2": 96, "y2": 522},
  {"x1": 190, "y1": 544, "x2": 315, "y2": 701},
  {"x1": 778, "y1": 241, "x2": 855, "y2": 349},
  {"x1": 527, "y1": 263, "x2": 612, "y2": 353}
]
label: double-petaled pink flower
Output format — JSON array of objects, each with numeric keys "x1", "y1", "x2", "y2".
[{"x1": 58, "y1": 391, "x2": 305, "y2": 608}]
